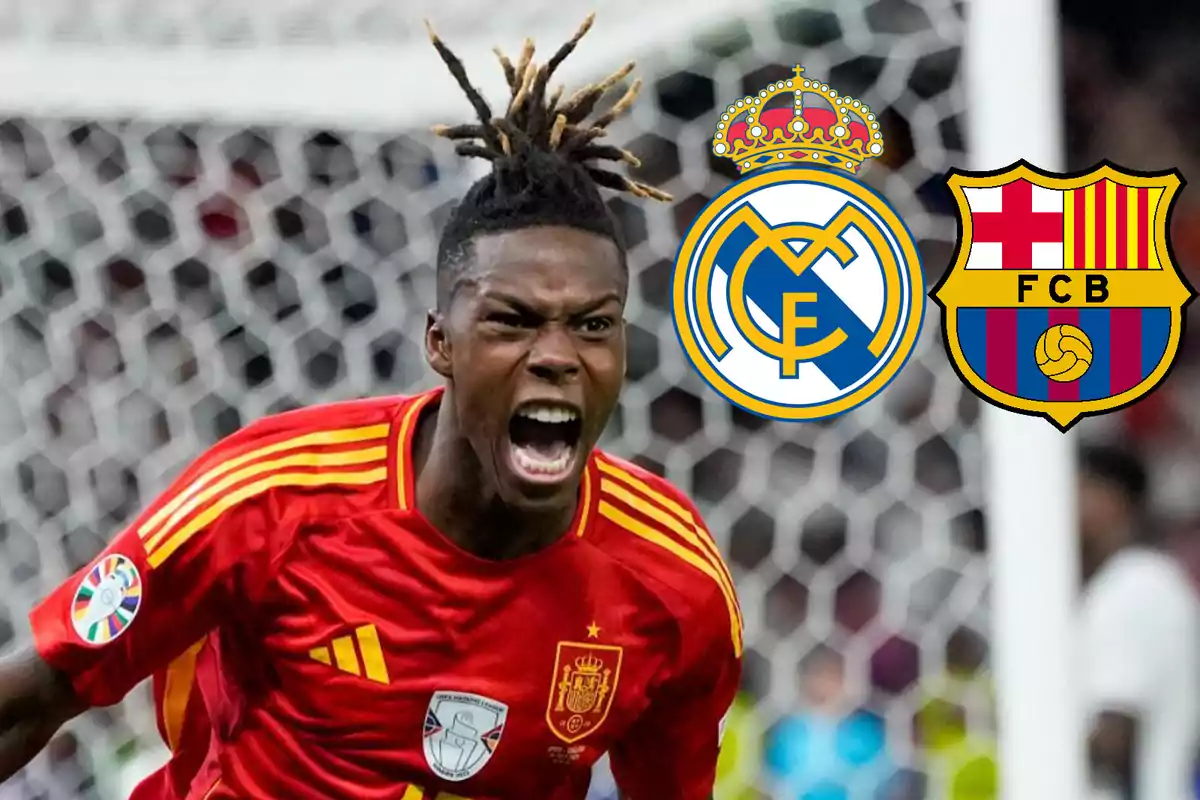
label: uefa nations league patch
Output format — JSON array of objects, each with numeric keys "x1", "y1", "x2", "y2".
[{"x1": 71, "y1": 554, "x2": 142, "y2": 645}]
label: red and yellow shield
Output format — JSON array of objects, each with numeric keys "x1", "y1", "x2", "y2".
[
  {"x1": 932, "y1": 160, "x2": 1196, "y2": 431},
  {"x1": 545, "y1": 641, "x2": 623, "y2": 744}
]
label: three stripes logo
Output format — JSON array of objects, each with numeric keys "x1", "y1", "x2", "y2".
[
  {"x1": 593, "y1": 455, "x2": 744, "y2": 657},
  {"x1": 136, "y1": 424, "x2": 391, "y2": 568},
  {"x1": 309, "y1": 623, "x2": 392, "y2": 685}
]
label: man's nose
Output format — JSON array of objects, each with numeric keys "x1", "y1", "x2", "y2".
[{"x1": 527, "y1": 326, "x2": 581, "y2": 383}]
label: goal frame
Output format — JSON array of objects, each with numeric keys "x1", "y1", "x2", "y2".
[{"x1": 963, "y1": 0, "x2": 1087, "y2": 797}]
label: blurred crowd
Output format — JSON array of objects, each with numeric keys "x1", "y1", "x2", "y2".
[{"x1": 3, "y1": 0, "x2": 1200, "y2": 798}]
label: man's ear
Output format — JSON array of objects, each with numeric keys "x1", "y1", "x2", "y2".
[{"x1": 425, "y1": 309, "x2": 452, "y2": 379}]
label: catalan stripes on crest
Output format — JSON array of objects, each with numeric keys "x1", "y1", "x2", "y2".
[
  {"x1": 934, "y1": 160, "x2": 1194, "y2": 432},
  {"x1": 1063, "y1": 180, "x2": 1161, "y2": 270},
  {"x1": 139, "y1": 424, "x2": 390, "y2": 568},
  {"x1": 594, "y1": 456, "x2": 744, "y2": 656}
]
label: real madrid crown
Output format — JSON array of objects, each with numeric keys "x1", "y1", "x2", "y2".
[{"x1": 712, "y1": 66, "x2": 884, "y2": 175}]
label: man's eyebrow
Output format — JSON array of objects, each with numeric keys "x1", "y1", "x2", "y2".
[{"x1": 480, "y1": 291, "x2": 623, "y2": 313}]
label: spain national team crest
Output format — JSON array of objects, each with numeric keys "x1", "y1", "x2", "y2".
[
  {"x1": 672, "y1": 65, "x2": 924, "y2": 421},
  {"x1": 72, "y1": 553, "x2": 142, "y2": 646},
  {"x1": 933, "y1": 161, "x2": 1195, "y2": 431},
  {"x1": 546, "y1": 641, "x2": 623, "y2": 744},
  {"x1": 422, "y1": 691, "x2": 507, "y2": 782}
]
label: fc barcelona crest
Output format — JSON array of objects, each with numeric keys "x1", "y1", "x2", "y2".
[
  {"x1": 546, "y1": 641, "x2": 622, "y2": 744},
  {"x1": 932, "y1": 160, "x2": 1195, "y2": 431}
]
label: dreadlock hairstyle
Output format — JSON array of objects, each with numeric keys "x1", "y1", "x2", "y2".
[{"x1": 427, "y1": 13, "x2": 671, "y2": 308}]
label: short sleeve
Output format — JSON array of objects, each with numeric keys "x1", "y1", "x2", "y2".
[
  {"x1": 609, "y1": 585, "x2": 743, "y2": 800},
  {"x1": 29, "y1": 422, "x2": 304, "y2": 708}
]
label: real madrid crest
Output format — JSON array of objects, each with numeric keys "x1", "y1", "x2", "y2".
[{"x1": 672, "y1": 66, "x2": 924, "y2": 421}]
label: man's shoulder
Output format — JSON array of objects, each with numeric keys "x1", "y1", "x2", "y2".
[
  {"x1": 240, "y1": 395, "x2": 415, "y2": 440},
  {"x1": 587, "y1": 450, "x2": 712, "y2": 578},
  {"x1": 1085, "y1": 548, "x2": 1200, "y2": 637},
  {"x1": 205, "y1": 392, "x2": 435, "y2": 460},
  {"x1": 585, "y1": 450, "x2": 741, "y2": 643},
  {"x1": 181, "y1": 392, "x2": 435, "y2": 515},
  {"x1": 1092, "y1": 548, "x2": 1197, "y2": 605},
  {"x1": 591, "y1": 450, "x2": 699, "y2": 515}
]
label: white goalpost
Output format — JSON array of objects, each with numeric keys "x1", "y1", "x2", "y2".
[{"x1": 964, "y1": 0, "x2": 1087, "y2": 798}]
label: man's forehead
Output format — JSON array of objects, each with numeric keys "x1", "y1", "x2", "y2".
[
  {"x1": 472, "y1": 227, "x2": 622, "y2": 269},
  {"x1": 467, "y1": 228, "x2": 625, "y2": 297}
]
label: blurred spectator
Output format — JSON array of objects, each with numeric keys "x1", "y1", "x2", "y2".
[
  {"x1": 914, "y1": 628, "x2": 997, "y2": 800},
  {"x1": 715, "y1": 689, "x2": 766, "y2": 800},
  {"x1": 764, "y1": 646, "x2": 896, "y2": 799},
  {"x1": 1076, "y1": 444, "x2": 1200, "y2": 800}
]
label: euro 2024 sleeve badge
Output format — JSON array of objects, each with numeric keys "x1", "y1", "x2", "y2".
[
  {"x1": 931, "y1": 160, "x2": 1196, "y2": 431},
  {"x1": 671, "y1": 66, "x2": 925, "y2": 422}
]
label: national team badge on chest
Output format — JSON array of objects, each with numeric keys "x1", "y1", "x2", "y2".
[
  {"x1": 422, "y1": 691, "x2": 507, "y2": 782},
  {"x1": 546, "y1": 641, "x2": 623, "y2": 743}
]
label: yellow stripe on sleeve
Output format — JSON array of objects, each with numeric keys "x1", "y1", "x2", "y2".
[
  {"x1": 143, "y1": 446, "x2": 387, "y2": 553},
  {"x1": 598, "y1": 500, "x2": 743, "y2": 657},
  {"x1": 596, "y1": 457, "x2": 741, "y2": 621},
  {"x1": 139, "y1": 424, "x2": 390, "y2": 540},
  {"x1": 162, "y1": 637, "x2": 206, "y2": 752},
  {"x1": 147, "y1": 467, "x2": 387, "y2": 568},
  {"x1": 394, "y1": 400, "x2": 425, "y2": 511},
  {"x1": 596, "y1": 458, "x2": 692, "y2": 521},
  {"x1": 600, "y1": 479, "x2": 742, "y2": 629}
]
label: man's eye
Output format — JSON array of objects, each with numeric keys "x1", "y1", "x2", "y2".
[
  {"x1": 580, "y1": 317, "x2": 613, "y2": 334},
  {"x1": 487, "y1": 312, "x2": 525, "y2": 327}
]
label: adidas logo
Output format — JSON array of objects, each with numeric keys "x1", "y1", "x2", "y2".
[{"x1": 309, "y1": 624, "x2": 390, "y2": 685}]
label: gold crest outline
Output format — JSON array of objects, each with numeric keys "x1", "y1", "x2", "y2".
[{"x1": 930, "y1": 159, "x2": 1195, "y2": 432}]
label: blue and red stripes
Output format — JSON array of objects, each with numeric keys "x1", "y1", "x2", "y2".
[{"x1": 956, "y1": 307, "x2": 1170, "y2": 401}]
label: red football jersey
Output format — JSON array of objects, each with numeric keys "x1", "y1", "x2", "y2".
[{"x1": 30, "y1": 388, "x2": 743, "y2": 800}]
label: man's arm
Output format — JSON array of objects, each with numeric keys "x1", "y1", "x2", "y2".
[
  {"x1": 3, "y1": 414, "x2": 334, "y2": 778},
  {"x1": 1078, "y1": 557, "x2": 1186, "y2": 796},
  {"x1": 0, "y1": 648, "x2": 83, "y2": 780},
  {"x1": 608, "y1": 584, "x2": 742, "y2": 800},
  {"x1": 1088, "y1": 711, "x2": 1136, "y2": 790}
]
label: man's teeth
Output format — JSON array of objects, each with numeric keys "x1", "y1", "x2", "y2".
[
  {"x1": 513, "y1": 446, "x2": 572, "y2": 475},
  {"x1": 517, "y1": 405, "x2": 578, "y2": 424}
]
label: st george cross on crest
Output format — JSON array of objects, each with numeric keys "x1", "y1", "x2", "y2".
[{"x1": 932, "y1": 160, "x2": 1196, "y2": 431}]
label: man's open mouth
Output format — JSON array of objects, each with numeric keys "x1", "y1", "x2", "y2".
[{"x1": 506, "y1": 401, "x2": 584, "y2": 484}]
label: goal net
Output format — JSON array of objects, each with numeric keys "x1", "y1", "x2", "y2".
[{"x1": 0, "y1": 0, "x2": 994, "y2": 797}]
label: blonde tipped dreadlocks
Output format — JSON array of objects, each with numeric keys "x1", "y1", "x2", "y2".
[
  {"x1": 427, "y1": 15, "x2": 669, "y2": 308},
  {"x1": 427, "y1": 14, "x2": 670, "y2": 202}
]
